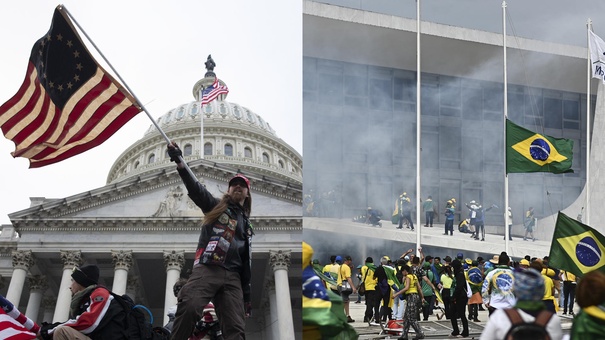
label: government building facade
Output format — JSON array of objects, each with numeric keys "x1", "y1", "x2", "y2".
[
  {"x1": 303, "y1": 0, "x2": 591, "y2": 235},
  {"x1": 0, "y1": 72, "x2": 303, "y2": 339}
]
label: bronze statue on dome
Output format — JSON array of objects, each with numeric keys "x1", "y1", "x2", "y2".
[{"x1": 204, "y1": 55, "x2": 216, "y2": 77}]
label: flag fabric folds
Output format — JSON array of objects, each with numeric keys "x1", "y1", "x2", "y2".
[
  {"x1": 302, "y1": 242, "x2": 358, "y2": 340},
  {"x1": 0, "y1": 295, "x2": 38, "y2": 340},
  {"x1": 589, "y1": 31, "x2": 605, "y2": 83},
  {"x1": 200, "y1": 77, "x2": 229, "y2": 105},
  {"x1": 0, "y1": 6, "x2": 141, "y2": 168},
  {"x1": 548, "y1": 212, "x2": 605, "y2": 278},
  {"x1": 506, "y1": 119, "x2": 574, "y2": 174}
]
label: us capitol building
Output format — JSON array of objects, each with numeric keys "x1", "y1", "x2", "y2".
[{"x1": 0, "y1": 68, "x2": 303, "y2": 339}]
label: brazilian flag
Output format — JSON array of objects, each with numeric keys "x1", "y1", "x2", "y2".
[
  {"x1": 548, "y1": 212, "x2": 605, "y2": 277},
  {"x1": 506, "y1": 119, "x2": 573, "y2": 174},
  {"x1": 302, "y1": 242, "x2": 358, "y2": 339}
]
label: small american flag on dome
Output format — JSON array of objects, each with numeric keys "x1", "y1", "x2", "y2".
[{"x1": 201, "y1": 77, "x2": 229, "y2": 105}]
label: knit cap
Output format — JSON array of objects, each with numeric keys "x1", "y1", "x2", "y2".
[
  {"x1": 514, "y1": 268, "x2": 544, "y2": 301},
  {"x1": 72, "y1": 264, "x2": 99, "y2": 287}
]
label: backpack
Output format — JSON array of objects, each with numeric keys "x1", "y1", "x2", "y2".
[
  {"x1": 106, "y1": 291, "x2": 170, "y2": 340},
  {"x1": 504, "y1": 309, "x2": 553, "y2": 340}
]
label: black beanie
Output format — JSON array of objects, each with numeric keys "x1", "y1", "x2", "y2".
[
  {"x1": 365, "y1": 257, "x2": 373, "y2": 263},
  {"x1": 72, "y1": 264, "x2": 100, "y2": 287}
]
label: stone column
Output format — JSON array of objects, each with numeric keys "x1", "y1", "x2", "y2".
[
  {"x1": 269, "y1": 250, "x2": 294, "y2": 339},
  {"x1": 6, "y1": 250, "x2": 35, "y2": 307},
  {"x1": 42, "y1": 296, "x2": 56, "y2": 323},
  {"x1": 163, "y1": 250, "x2": 185, "y2": 325},
  {"x1": 111, "y1": 250, "x2": 133, "y2": 296},
  {"x1": 126, "y1": 277, "x2": 140, "y2": 301},
  {"x1": 53, "y1": 250, "x2": 82, "y2": 322},
  {"x1": 25, "y1": 275, "x2": 47, "y2": 321},
  {"x1": 266, "y1": 278, "x2": 279, "y2": 340}
]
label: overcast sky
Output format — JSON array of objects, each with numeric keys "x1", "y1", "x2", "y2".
[{"x1": 0, "y1": 1, "x2": 302, "y2": 224}]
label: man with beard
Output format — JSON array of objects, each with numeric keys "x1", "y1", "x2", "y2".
[{"x1": 167, "y1": 142, "x2": 253, "y2": 340}]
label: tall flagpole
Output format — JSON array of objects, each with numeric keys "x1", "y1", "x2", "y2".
[
  {"x1": 503, "y1": 1, "x2": 510, "y2": 254},
  {"x1": 586, "y1": 19, "x2": 592, "y2": 225},
  {"x1": 416, "y1": 0, "x2": 422, "y2": 255}
]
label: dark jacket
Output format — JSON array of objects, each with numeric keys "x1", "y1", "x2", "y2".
[
  {"x1": 46, "y1": 286, "x2": 128, "y2": 340},
  {"x1": 178, "y1": 168, "x2": 253, "y2": 302}
]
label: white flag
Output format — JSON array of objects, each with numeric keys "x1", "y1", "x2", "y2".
[{"x1": 589, "y1": 31, "x2": 605, "y2": 83}]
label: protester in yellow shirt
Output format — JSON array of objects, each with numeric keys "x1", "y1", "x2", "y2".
[{"x1": 530, "y1": 261, "x2": 556, "y2": 312}]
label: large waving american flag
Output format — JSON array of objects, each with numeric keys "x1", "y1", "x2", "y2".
[{"x1": 0, "y1": 6, "x2": 141, "y2": 168}]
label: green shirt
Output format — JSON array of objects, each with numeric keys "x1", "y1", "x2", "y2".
[{"x1": 423, "y1": 199, "x2": 434, "y2": 212}]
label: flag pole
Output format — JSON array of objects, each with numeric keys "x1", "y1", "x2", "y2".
[
  {"x1": 586, "y1": 19, "x2": 592, "y2": 225},
  {"x1": 416, "y1": 0, "x2": 422, "y2": 255},
  {"x1": 61, "y1": 5, "x2": 197, "y2": 179},
  {"x1": 502, "y1": 1, "x2": 510, "y2": 254}
]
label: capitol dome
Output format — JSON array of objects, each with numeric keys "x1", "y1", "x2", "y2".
[{"x1": 106, "y1": 75, "x2": 302, "y2": 185}]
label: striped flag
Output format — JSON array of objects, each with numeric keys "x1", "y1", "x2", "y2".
[
  {"x1": 200, "y1": 77, "x2": 229, "y2": 105},
  {"x1": 0, "y1": 6, "x2": 141, "y2": 168},
  {"x1": 0, "y1": 295, "x2": 38, "y2": 340}
]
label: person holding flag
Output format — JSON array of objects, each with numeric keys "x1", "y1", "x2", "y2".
[{"x1": 167, "y1": 142, "x2": 253, "y2": 340}]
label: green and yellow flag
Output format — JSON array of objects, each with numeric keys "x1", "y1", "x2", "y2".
[
  {"x1": 506, "y1": 119, "x2": 574, "y2": 174},
  {"x1": 548, "y1": 212, "x2": 605, "y2": 277}
]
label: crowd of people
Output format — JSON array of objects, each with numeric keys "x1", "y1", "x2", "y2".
[{"x1": 308, "y1": 247, "x2": 605, "y2": 340}]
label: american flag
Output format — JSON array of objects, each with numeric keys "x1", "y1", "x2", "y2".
[
  {"x1": 0, "y1": 296, "x2": 38, "y2": 340},
  {"x1": 200, "y1": 77, "x2": 229, "y2": 105},
  {"x1": 0, "y1": 6, "x2": 141, "y2": 168}
]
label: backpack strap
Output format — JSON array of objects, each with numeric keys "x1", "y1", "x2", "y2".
[
  {"x1": 534, "y1": 310, "x2": 554, "y2": 328},
  {"x1": 504, "y1": 308, "x2": 523, "y2": 326}
]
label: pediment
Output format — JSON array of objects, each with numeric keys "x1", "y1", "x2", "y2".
[{"x1": 9, "y1": 161, "x2": 302, "y2": 227}]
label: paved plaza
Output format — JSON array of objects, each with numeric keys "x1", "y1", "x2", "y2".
[{"x1": 346, "y1": 297, "x2": 574, "y2": 339}]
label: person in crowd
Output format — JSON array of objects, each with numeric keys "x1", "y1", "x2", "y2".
[
  {"x1": 394, "y1": 265, "x2": 425, "y2": 340},
  {"x1": 482, "y1": 252, "x2": 516, "y2": 316},
  {"x1": 504, "y1": 207, "x2": 513, "y2": 240},
  {"x1": 366, "y1": 207, "x2": 382, "y2": 227},
  {"x1": 466, "y1": 200, "x2": 479, "y2": 238},
  {"x1": 561, "y1": 270, "x2": 577, "y2": 315},
  {"x1": 167, "y1": 142, "x2": 253, "y2": 340},
  {"x1": 355, "y1": 265, "x2": 363, "y2": 304},
  {"x1": 444, "y1": 200, "x2": 455, "y2": 236},
  {"x1": 449, "y1": 259, "x2": 469, "y2": 338},
  {"x1": 422, "y1": 195, "x2": 435, "y2": 228},
  {"x1": 519, "y1": 259, "x2": 530, "y2": 269},
  {"x1": 523, "y1": 207, "x2": 536, "y2": 241},
  {"x1": 440, "y1": 264, "x2": 454, "y2": 320},
  {"x1": 41, "y1": 264, "x2": 128, "y2": 339},
  {"x1": 392, "y1": 258, "x2": 406, "y2": 321},
  {"x1": 480, "y1": 267, "x2": 562, "y2": 340},
  {"x1": 420, "y1": 261, "x2": 436, "y2": 321},
  {"x1": 571, "y1": 270, "x2": 605, "y2": 338},
  {"x1": 398, "y1": 193, "x2": 414, "y2": 230},
  {"x1": 338, "y1": 255, "x2": 357, "y2": 322},
  {"x1": 164, "y1": 278, "x2": 189, "y2": 333},
  {"x1": 530, "y1": 261, "x2": 556, "y2": 313},
  {"x1": 466, "y1": 260, "x2": 483, "y2": 322},
  {"x1": 476, "y1": 203, "x2": 496, "y2": 241},
  {"x1": 323, "y1": 256, "x2": 341, "y2": 295},
  {"x1": 431, "y1": 256, "x2": 442, "y2": 286},
  {"x1": 375, "y1": 256, "x2": 392, "y2": 323},
  {"x1": 361, "y1": 257, "x2": 379, "y2": 323}
]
